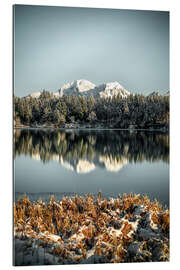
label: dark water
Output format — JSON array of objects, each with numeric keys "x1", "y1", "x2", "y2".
[{"x1": 14, "y1": 129, "x2": 169, "y2": 206}]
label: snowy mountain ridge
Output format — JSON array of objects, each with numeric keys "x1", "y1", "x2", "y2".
[
  {"x1": 27, "y1": 79, "x2": 130, "y2": 99},
  {"x1": 57, "y1": 79, "x2": 130, "y2": 98}
]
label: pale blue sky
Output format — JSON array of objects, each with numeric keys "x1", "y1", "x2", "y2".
[{"x1": 14, "y1": 5, "x2": 169, "y2": 97}]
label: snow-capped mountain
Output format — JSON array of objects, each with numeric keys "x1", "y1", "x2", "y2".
[
  {"x1": 61, "y1": 79, "x2": 96, "y2": 95},
  {"x1": 25, "y1": 80, "x2": 169, "y2": 99},
  {"x1": 95, "y1": 81, "x2": 130, "y2": 98},
  {"x1": 55, "y1": 79, "x2": 130, "y2": 98},
  {"x1": 26, "y1": 80, "x2": 130, "y2": 99}
]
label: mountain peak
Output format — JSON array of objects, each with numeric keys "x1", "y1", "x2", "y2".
[
  {"x1": 75, "y1": 79, "x2": 96, "y2": 92},
  {"x1": 60, "y1": 79, "x2": 96, "y2": 95},
  {"x1": 97, "y1": 81, "x2": 130, "y2": 98},
  {"x1": 105, "y1": 81, "x2": 125, "y2": 89}
]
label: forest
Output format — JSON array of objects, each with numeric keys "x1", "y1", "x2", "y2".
[{"x1": 14, "y1": 91, "x2": 169, "y2": 129}]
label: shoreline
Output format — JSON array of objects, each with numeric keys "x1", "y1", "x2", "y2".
[{"x1": 14, "y1": 192, "x2": 169, "y2": 208}]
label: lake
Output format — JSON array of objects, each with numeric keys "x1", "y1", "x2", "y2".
[{"x1": 14, "y1": 129, "x2": 169, "y2": 206}]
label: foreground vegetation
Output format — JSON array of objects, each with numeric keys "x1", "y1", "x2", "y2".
[
  {"x1": 14, "y1": 193, "x2": 169, "y2": 265},
  {"x1": 14, "y1": 91, "x2": 169, "y2": 129}
]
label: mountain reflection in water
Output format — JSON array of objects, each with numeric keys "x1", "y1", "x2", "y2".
[{"x1": 14, "y1": 129, "x2": 169, "y2": 174}]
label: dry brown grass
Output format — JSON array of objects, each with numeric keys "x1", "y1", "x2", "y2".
[{"x1": 14, "y1": 192, "x2": 169, "y2": 263}]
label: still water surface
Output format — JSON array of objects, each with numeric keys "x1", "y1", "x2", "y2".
[{"x1": 14, "y1": 129, "x2": 169, "y2": 206}]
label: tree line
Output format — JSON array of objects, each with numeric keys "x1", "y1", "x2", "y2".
[{"x1": 14, "y1": 91, "x2": 169, "y2": 129}]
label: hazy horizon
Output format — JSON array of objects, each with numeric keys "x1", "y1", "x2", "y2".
[{"x1": 14, "y1": 5, "x2": 169, "y2": 97}]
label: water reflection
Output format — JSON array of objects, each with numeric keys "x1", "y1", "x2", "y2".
[{"x1": 14, "y1": 129, "x2": 169, "y2": 174}]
